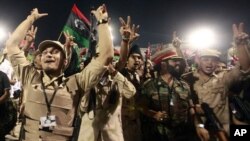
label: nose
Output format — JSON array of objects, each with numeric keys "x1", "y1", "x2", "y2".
[
  {"x1": 175, "y1": 61, "x2": 181, "y2": 65},
  {"x1": 207, "y1": 59, "x2": 213, "y2": 65},
  {"x1": 42, "y1": 52, "x2": 53, "y2": 58}
]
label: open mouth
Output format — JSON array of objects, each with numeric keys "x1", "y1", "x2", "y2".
[
  {"x1": 134, "y1": 62, "x2": 140, "y2": 66},
  {"x1": 205, "y1": 66, "x2": 213, "y2": 71},
  {"x1": 45, "y1": 60, "x2": 55, "y2": 63}
]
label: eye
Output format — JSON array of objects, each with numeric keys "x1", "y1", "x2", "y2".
[
  {"x1": 51, "y1": 49, "x2": 60, "y2": 54},
  {"x1": 41, "y1": 51, "x2": 48, "y2": 55}
]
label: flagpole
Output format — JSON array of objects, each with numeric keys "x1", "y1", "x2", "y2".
[{"x1": 57, "y1": 31, "x2": 63, "y2": 41}]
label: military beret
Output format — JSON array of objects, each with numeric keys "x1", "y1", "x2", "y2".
[{"x1": 151, "y1": 47, "x2": 182, "y2": 65}]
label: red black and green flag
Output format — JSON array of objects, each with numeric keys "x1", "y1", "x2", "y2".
[{"x1": 63, "y1": 4, "x2": 90, "y2": 48}]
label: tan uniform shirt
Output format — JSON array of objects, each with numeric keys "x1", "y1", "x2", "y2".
[
  {"x1": 189, "y1": 67, "x2": 248, "y2": 134},
  {"x1": 8, "y1": 50, "x2": 106, "y2": 141},
  {"x1": 78, "y1": 72, "x2": 136, "y2": 141}
]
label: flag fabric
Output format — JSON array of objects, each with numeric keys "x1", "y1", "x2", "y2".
[
  {"x1": 63, "y1": 4, "x2": 91, "y2": 76},
  {"x1": 63, "y1": 4, "x2": 91, "y2": 48}
]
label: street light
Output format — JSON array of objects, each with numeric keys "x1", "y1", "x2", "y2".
[{"x1": 186, "y1": 27, "x2": 217, "y2": 49}]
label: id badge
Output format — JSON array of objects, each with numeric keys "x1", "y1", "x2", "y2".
[{"x1": 39, "y1": 115, "x2": 57, "y2": 128}]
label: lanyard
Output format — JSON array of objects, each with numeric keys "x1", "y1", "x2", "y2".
[{"x1": 41, "y1": 73, "x2": 59, "y2": 116}]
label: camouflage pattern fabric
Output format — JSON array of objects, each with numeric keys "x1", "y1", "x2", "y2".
[{"x1": 141, "y1": 77, "x2": 192, "y2": 141}]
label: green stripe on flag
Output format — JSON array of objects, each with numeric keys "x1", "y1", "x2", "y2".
[{"x1": 63, "y1": 25, "x2": 90, "y2": 48}]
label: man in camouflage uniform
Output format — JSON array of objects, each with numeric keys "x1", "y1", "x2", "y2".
[
  {"x1": 141, "y1": 47, "x2": 194, "y2": 141},
  {"x1": 120, "y1": 44, "x2": 143, "y2": 141},
  {"x1": 6, "y1": 5, "x2": 113, "y2": 140},
  {"x1": 182, "y1": 23, "x2": 250, "y2": 140}
]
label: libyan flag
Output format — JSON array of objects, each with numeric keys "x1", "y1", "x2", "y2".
[{"x1": 63, "y1": 4, "x2": 90, "y2": 48}]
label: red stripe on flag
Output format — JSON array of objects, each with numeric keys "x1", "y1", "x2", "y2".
[{"x1": 72, "y1": 4, "x2": 90, "y2": 25}]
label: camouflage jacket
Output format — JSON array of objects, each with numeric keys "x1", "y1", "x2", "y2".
[{"x1": 142, "y1": 77, "x2": 191, "y2": 127}]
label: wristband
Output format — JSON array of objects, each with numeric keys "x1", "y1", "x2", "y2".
[
  {"x1": 196, "y1": 123, "x2": 205, "y2": 128},
  {"x1": 97, "y1": 19, "x2": 108, "y2": 25},
  {"x1": 122, "y1": 36, "x2": 129, "y2": 42}
]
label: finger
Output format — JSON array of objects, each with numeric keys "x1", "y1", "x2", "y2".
[
  {"x1": 96, "y1": 5, "x2": 102, "y2": 13},
  {"x1": 126, "y1": 16, "x2": 131, "y2": 27},
  {"x1": 31, "y1": 25, "x2": 34, "y2": 32},
  {"x1": 232, "y1": 24, "x2": 238, "y2": 36},
  {"x1": 119, "y1": 17, "x2": 126, "y2": 26},
  {"x1": 102, "y1": 4, "x2": 107, "y2": 13},
  {"x1": 239, "y1": 22, "x2": 244, "y2": 33},
  {"x1": 205, "y1": 133, "x2": 210, "y2": 141},
  {"x1": 34, "y1": 27, "x2": 38, "y2": 34},
  {"x1": 135, "y1": 33, "x2": 140, "y2": 38},
  {"x1": 39, "y1": 13, "x2": 48, "y2": 18},
  {"x1": 206, "y1": 133, "x2": 210, "y2": 140},
  {"x1": 66, "y1": 30, "x2": 70, "y2": 36},
  {"x1": 134, "y1": 25, "x2": 140, "y2": 33},
  {"x1": 132, "y1": 24, "x2": 135, "y2": 33}
]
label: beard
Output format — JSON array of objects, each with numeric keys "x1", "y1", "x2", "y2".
[{"x1": 167, "y1": 64, "x2": 182, "y2": 79}]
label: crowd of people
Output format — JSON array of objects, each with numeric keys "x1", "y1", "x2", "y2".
[{"x1": 0, "y1": 4, "x2": 250, "y2": 141}]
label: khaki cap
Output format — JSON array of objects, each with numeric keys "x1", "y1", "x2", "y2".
[
  {"x1": 199, "y1": 48, "x2": 221, "y2": 58},
  {"x1": 38, "y1": 40, "x2": 66, "y2": 58}
]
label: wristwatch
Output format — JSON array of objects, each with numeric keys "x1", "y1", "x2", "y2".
[{"x1": 97, "y1": 19, "x2": 108, "y2": 25}]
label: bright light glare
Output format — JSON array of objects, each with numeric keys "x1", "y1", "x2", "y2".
[
  {"x1": 187, "y1": 27, "x2": 216, "y2": 49},
  {"x1": 0, "y1": 26, "x2": 7, "y2": 42}
]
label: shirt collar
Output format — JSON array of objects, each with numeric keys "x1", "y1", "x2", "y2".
[
  {"x1": 194, "y1": 70, "x2": 218, "y2": 78},
  {"x1": 42, "y1": 71, "x2": 67, "y2": 88},
  {"x1": 194, "y1": 70, "x2": 218, "y2": 85}
]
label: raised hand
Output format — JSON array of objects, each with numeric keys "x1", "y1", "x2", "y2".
[
  {"x1": 26, "y1": 25, "x2": 37, "y2": 42},
  {"x1": 172, "y1": 31, "x2": 182, "y2": 48},
  {"x1": 233, "y1": 23, "x2": 249, "y2": 46},
  {"x1": 119, "y1": 16, "x2": 140, "y2": 43},
  {"x1": 29, "y1": 8, "x2": 48, "y2": 21},
  {"x1": 91, "y1": 4, "x2": 108, "y2": 21},
  {"x1": 63, "y1": 31, "x2": 75, "y2": 49}
]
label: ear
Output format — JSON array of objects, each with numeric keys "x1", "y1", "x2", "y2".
[
  {"x1": 65, "y1": 59, "x2": 68, "y2": 66},
  {"x1": 63, "y1": 58, "x2": 69, "y2": 70}
]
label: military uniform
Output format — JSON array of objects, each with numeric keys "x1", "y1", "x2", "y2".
[
  {"x1": 141, "y1": 77, "x2": 192, "y2": 141},
  {"x1": 120, "y1": 68, "x2": 142, "y2": 141},
  {"x1": 78, "y1": 72, "x2": 136, "y2": 141},
  {"x1": 8, "y1": 47, "x2": 107, "y2": 140},
  {"x1": 182, "y1": 67, "x2": 247, "y2": 135},
  {"x1": 182, "y1": 48, "x2": 249, "y2": 136}
]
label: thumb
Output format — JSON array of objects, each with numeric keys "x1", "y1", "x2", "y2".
[{"x1": 38, "y1": 13, "x2": 48, "y2": 19}]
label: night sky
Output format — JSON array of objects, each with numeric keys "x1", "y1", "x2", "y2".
[{"x1": 1, "y1": 0, "x2": 250, "y2": 53}]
